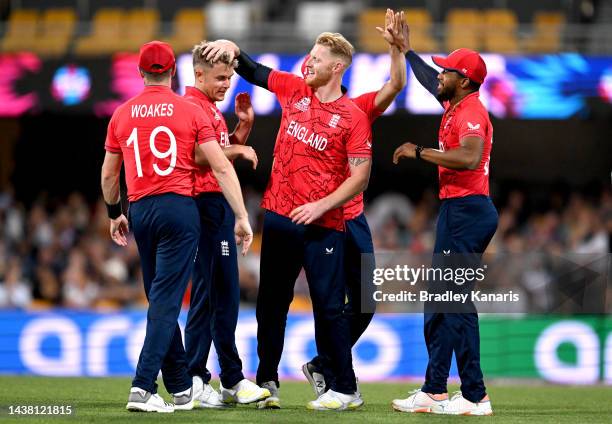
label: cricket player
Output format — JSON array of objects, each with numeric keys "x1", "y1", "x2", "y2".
[
  {"x1": 302, "y1": 9, "x2": 408, "y2": 398},
  {"x1": 100, "y1": 41, "x2": 253, "y2": 413},
  {"x1": 183, "y1": 41, "x2": 269, "y2": 408},
  {"x1": 203, "y1": 33, "x2": 372, "y2": 410},
  {"x1": 391, "y1": 29, "x2": 498, "y2": 415}
]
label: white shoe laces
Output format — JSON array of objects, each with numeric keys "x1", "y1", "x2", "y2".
[{"x1": 152, "y1": 393, "x2": 173, "y2": 408}]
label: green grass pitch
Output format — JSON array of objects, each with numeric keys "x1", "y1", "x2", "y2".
[{"x1": 1, "y1": 377, "x2": 611, "y2": 423}]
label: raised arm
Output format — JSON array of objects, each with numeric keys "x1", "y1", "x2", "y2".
[
  {"x1": 373, "y1": 10, "x2": 407, "y2": 111},
  {"x1": 401, "y1": 18, "x2": 440, "y2": 100},
  {"x1": 406, "y1": 51, "x2": 440, "y2": 99}
]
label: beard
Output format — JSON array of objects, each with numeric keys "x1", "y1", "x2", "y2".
[
  {"x1": 305, "y1": 67, "x2": 332, "y2": 88},
  {"x1": 436, "y1": 84, "x2": 455, "y2": 102}
]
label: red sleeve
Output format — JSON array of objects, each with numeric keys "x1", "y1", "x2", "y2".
[
  {"x1": 104, "y1": 114, "x2": 121, "y2": 154},
  {"x1": 351, "y1": 91, "x2": 384, "y2": 124},
  {"x1": 268, "y1": 70, "x2": 304, "y2": 102},
  {"x1": 346, "y1": 112, "x2": 372, "y2": 158},
  {"x1": 456, "y1": 108, "x2": 488, "y2": 141},
  {"x1": 194, "y1": 108, "x2": 218, "y2": 145}
]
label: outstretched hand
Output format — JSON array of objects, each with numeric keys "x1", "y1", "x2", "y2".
[
  {"x1": 393, "y1": 142, "x2": 417, "y2": 164},
  {"x1": 376, "y1": 9, "x2": 410, "y2": 53},
  {"x1": 375, "y1": 8, "x2": 395, "y2": 45}
]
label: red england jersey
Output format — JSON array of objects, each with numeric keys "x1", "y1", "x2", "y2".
[
  {"x1": 438, "y1": 92, "x2": 492, "y2": 199},
  {"x1": 104, "y1": 85, "x2": 215, "y2": 202},
  {"x1": 184, "y1": 86, "x2": 231, "y2": 194},
  {"x1": 263, "y1": 70, "x2": 372, "y2": 231},
  {"x1": 343, "y1": 91, "x2": 384, "y2": 221}
]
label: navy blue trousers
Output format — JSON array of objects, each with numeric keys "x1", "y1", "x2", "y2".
[
  {"x1": 185, "y1": 193, "x2": 244, "y2": 388},
  {"x1": 310, "y1": 212, "x2": 376, "y2": 384},
  {"x1": 421, "y1": 195, "x2": 498, "y2": 403},
  {"x1": 256, "y1": 211, "x2": 357, "y2": 394},
  {"x1": 129, "y1": 193, "x2": 200, "y2": 395}
]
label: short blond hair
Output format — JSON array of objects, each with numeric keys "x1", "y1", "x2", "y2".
[
  {"x1": 315, "y1": 32, "x2": 354, "y2": 66},
  {"x1": 192, "y1": 40, "x2": 237, "y2": 69}
]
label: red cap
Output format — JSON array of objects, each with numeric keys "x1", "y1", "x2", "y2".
[
  {"x1": 432, "y1": 48, "x2": 487, "y2": 84},
  {"x1": 138, "y1": 41, "x2": 175, "y2": 73}
]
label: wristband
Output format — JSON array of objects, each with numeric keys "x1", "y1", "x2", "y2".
[
  {"x1": 415, "y1": 145, "x2": 424, "y2": 160},
  {"x1": 105, "y1": 202, "x2": 122, "y2": 219}
]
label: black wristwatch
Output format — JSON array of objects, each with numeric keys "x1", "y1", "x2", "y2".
[{"x1": 415, "y1": 145, "x2": 424, "y2": 160}]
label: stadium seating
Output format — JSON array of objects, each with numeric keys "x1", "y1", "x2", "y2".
[
  {"x1": 117, "y1": 9, "x2": 160, "y2": 53},
  {"x1": 35, "y1": 8, "x2": 77, "y2": 57},
  {"x1": 296, "y1": 2, "x2": 344, "y2": 41},
  {"x1": 524, "y1": 11, "x2": 565, "y2": 53},
  {"x1": 483, "y1": 9, "x2": 519, "y2": 54},
  {"x1": 74, "y1": 8, "x2": 124, "y2": 56},
  {"x1": 404, "y1": 8, "x2": 439, "y2": 52},
  {"x1": 358, "y1": 9, "x2": 389, "y2": 53},
  {"x1": 206, "y1": 1, "x2": 251, "y2": 39},
  {"x1": 1, "y1": 9, "x2": 39, "y2": 53},
  {"x1": 162, "y1": 8, "x2": 206, "y2": 54},
  {"x1": 0, "y1": 3, "x2": 577, "y2": 57},
  {"x1": 445, "y1": 9, "x2": 483, "y2": 52}
]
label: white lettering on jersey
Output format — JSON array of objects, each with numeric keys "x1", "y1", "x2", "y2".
[
  {"x1": 220, "y1": 132, "x2": 229, "y2": 147},
  {"x1": 467, "y1": 121, "x2": 480, "y2": 130},
  {"x1": 130, "y1": 103, "x2": 175, "y2": 118},
  {"x1": 294, "y1": 97, "x2": 311, "y2": 112},
  {"x1": 286, "y1": 120, "x2": 328, "y2": 151}
]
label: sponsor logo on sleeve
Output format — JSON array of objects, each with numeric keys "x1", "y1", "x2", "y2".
[{"x1": 294, "y1": 97, "x2": 311, "y2": 112}]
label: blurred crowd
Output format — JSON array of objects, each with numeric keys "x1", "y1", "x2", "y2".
[{"x1": 0, "y1": 184, "x2": 610, "y2": 311}]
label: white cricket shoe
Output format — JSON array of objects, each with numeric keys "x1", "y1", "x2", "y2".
[
  {"x1": 126, "y1": 387, "x2": 174, "y2": 413},
  {"x1": 307, "y1": 390, "x2": 360, "y2": 411},
  {"x1": 190, "y1": 376, "x2": 228, "y2": 409},
  {"x1": 392, "y1": 389, "x2": 448, "y2": 413},
  {"x1": 302, "y1": 362, "x2": 326, "y2": 396},
  {"x1": 220, "y1": 379, "x2": 271, "y2": 404},
  {"x1": 346, "y1": 378, "x2": 364, "y2": 409},
  {"x1": 172, "y1": 385, "x2": 197, "y2": 410},
  {"x1": 256, "y1": 381, "x2": 281, "y2": 409},
  {"x1": 444, "y1": 392, "x2": 493, "y2": 416}
]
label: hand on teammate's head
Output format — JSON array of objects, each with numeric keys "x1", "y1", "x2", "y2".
[{"x1": 202, "y1": 40, "x2": 239, "y2": 63}]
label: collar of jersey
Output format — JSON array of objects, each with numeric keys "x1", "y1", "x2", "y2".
[
  {"x1": 185, "y1": 86, "x2": 215, "y2": 105},
  {"x1": 447, "y1": 91, "x2": 480, "y2": 114},
  {"x1": 143, "y1": 84, "x2": 173, "y2": 93}
]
